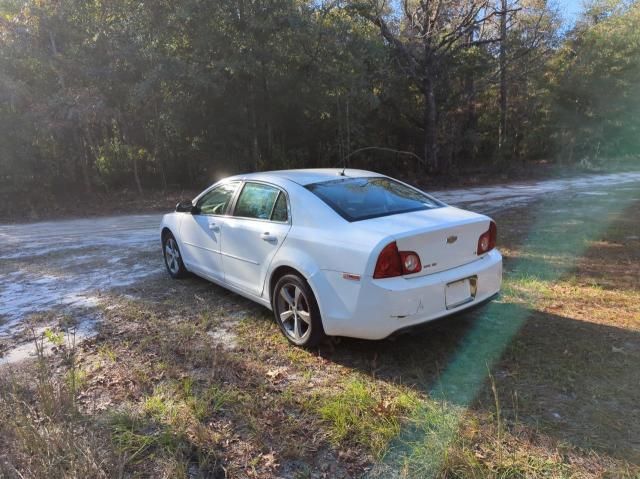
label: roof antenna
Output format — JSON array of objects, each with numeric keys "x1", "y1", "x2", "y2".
[{"x1": 339, "y1": 152, "x2": 348, "y2": 176}]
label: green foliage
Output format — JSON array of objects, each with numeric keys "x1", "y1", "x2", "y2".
[
  {"x1": 0, "y1": 0, "x2": 638, "y2": 198},
  {"x1": 550, "y1": 0, "x2": 640, "y2": 162},
  {"x1": 44, "y1": 328, "x2": 64, "y2": 346}
]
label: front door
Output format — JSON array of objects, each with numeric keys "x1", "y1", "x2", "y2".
[
  {"x1": 179, "y1": 181, "x2": 240, "y2": 281},
  {"x1": 221, "y1": 182, "x2": 291, "y2": 295}
]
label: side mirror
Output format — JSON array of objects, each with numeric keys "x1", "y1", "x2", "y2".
[{"x1": 176, "y1": 200, "x2": 197, "y2": 214}]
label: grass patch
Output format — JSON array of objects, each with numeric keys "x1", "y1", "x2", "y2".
[
  {"x1": 142, "y1": 378, "x2": 232, "y2": 426},
  {"x1": 0, "y1": 328, "x2": 118, "y2": 478},
  {"x1": 317, "y1": 378, "x2": 420, "y2": 458},
  {"x1": 110, "y1": 410, "x2": 180, "y2": 463}
]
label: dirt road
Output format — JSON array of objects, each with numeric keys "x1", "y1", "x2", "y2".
[{"x1": 1, "y1": 171, "x2": 640, "y2": 363}]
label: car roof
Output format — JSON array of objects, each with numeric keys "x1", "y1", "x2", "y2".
[{"x1": 226, "y1": 168, "x2": 384, "y2": 186}]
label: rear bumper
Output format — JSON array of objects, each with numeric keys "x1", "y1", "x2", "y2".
[{"x1": 314, "y1": 249, "x2": 502, "y2": 340}]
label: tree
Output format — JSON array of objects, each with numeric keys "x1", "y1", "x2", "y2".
[
  {"x1": 353, "y1": 0, "x2": 504, "y2": 172},
  {"x1": 0, "y1": 0, "x2": 633, "y2": 205},
  {"x1": 498, "y1": 0, "x2": 508, "y2": 152},
  {"x1": 549, "y1": 0, "x2": 640, "y2": 161},
  {"x1": 495, "y1": 0, "x2": 559, "y2": 161}
]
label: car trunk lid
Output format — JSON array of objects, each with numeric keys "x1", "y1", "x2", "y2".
[{"x1": 361, "y1": 206, "x2": 491, "y2": 277}]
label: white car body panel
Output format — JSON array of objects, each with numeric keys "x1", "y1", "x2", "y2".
[
  {"x1": 220, "y1": 216, "x2": 291, "y2": 295},
  {"x1": 311, "y1": 249, "x2": 502, "y2": 339},
  {"x1": 179, "y1": 213, "x2": 224, "y2": 280},
  {"x1": 160, "y1": 168, "x2": 502, "y2": 340},
  {"x1": 358, "y1": 206, "x2": 492, "y2": 276}
]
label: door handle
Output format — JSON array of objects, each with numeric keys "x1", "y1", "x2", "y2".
[
  {"x1": 261, "y1": 232, "x2": 277, "y2": 242},
  {"x1": 208, "y1": 222, "x2": 220, "y2": 232}
]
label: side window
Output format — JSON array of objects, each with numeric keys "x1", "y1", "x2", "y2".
[
  {"x1": 271, "y1": 192, "x2": 288, "y2": 222},
  {"x1": 196, "y1": 182, "x2": 239, "y2": 215},
  {"x1": 234, "y1": 182, "x2": 280, "y2": 220}
]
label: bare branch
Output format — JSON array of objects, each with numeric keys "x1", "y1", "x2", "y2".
[
  {"x1": 359, "y1": 10, "x2": 423, "y2": 82},
  {"x1": 342, "y1": 146, "x2": 426, "y2": 166},
  {"x1": 465, "y1": 36, "x2": 502, "y2": 47}
]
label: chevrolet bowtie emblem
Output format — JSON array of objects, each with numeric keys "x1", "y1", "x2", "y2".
[{"x1": 446, "y1": 235, "x2": 458, "y2": 244}]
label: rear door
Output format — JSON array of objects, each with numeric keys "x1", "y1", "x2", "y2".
[
  {"x1": 179, "y1": 181, "x2": 240, "y2": 281},
  {"x1": 221, "y1": 182, "x2": 291, "y2": 295}
]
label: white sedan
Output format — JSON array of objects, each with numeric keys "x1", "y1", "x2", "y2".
[{"x1": 160, "y1": 169, "x2": 502, "y2": 347}]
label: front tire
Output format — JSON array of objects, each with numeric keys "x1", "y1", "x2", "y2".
[
  {"x1": 163, "y1": 232, "x2": 188, "y2": 279},
  {"x1": 273, "y1": 274, "x2": 325, "y2": 347}
]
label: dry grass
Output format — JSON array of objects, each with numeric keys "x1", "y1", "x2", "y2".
[
  {"x1": 0, "y1": 327, "x2": 119, "y2": 478},
  {"x1": 1, "y1": 186, "x2": 640, "y2": 477}
]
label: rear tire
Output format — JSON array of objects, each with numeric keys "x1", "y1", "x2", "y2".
[
  {"x1": 163, "y1": 232, "x2": 188, "y2": 279},
  {"x1": 272, "y1": 274, "x2": 325, "y2": 347}
]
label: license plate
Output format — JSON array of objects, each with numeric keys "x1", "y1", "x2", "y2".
[{"x1": 445, "y1": 278, "x2": 474, "y2": 309}]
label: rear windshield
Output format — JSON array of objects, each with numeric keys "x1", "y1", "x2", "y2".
[{"x1": 306, "y1": 177, "x2": 443, "y2": 222}]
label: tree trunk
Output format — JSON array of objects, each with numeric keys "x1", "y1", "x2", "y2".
[
  {"x1": 133, "y1": 155, "x2": 143, "y2": 195},
  {"x1": 48, "y1": 30, "x2": 65, "y2": 89},
  {"x1": 153, "y1": 102, "x2": 167, "y2": 191},
  {"x1": 159, "y1": 159, "x2": 168, "y2": 192},
  {"x1": 336, "y1": 94, "x2": 343, "y2": 163},
  {"x1": 120, "y1": 121, "x2": 143, "y2": 195},
  {"x1": 72, "y1": 129, "x2": 91, "y2": 194},
  {"x1": 346, "y1": 94, "x2": 351, "y2": 160},
  {"x1": 498, "y1": 0, "x2": 508, "y2": 154},
  {"x1": 80, "y1": 136, "x2": 92, "y2": 194},
  {"x1": 186, "y1": 154, "x2": 195, "y2": 185},
  {"x1": 261, "y1": 63, "x2": 273, "y2": 162},
  {"x1": 247, "y1": 81, "x2": 260, "y2": 171},
  {"x1": 464, "y1": 27, "x2": 478, "y2": 166},
  {"x1": 423, "y1": 75, "x2": 438, "y2": 172}
]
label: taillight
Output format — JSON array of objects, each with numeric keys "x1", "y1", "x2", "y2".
[
  {"x1": 373, "y1": 242, "x2": 422, "y2": 278},
  {"x1": 477, "y1": 221, "x2": 497, "y2": 255},
  {"x1": 373, "y1": 242, "x2": 402, "y2": 278},
  {"x1": 400, "y1": 252, "x2": 422, "y2": 274}
]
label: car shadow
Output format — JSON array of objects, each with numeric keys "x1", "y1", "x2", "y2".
[{"x1": 320, "y1": 300, "x2": 640, "y2": 463}]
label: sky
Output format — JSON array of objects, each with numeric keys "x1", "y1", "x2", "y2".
[{"x1": 557, "y1": 0, "x2": 584, "y2": 24}]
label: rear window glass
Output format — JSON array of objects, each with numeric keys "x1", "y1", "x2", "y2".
[
  {"x1": 306, "y1": 177, "x2": 443, "y2": 222},
  {"x1": 271, "y1": 192, "x2": 288, "y2": 222}
]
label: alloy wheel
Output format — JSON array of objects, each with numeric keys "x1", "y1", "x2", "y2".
[
  {"x1": 276, "y1": 283, "x2": 311, "y2": 342},
  {"x1": 164, "y1": 237, "x2": 181, "y2": 275}
]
